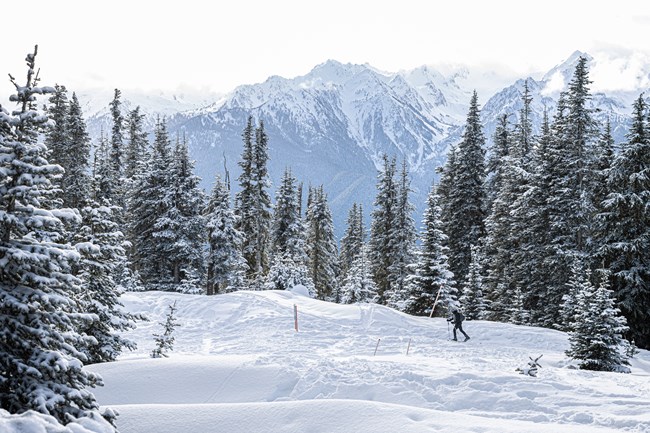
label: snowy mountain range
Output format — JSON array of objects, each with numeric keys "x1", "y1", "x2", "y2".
[{"x1": 82, "y1": 51, "x2": 650, "y2": 236}]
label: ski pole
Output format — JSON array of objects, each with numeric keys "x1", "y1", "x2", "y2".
[{"x1": 447, "y1": 320, "x2": 450, "y2": 340}]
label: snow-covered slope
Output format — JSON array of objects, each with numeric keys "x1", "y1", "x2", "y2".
[{"x1": 83, "y1": 290, "x2": 650, "y2": 433}]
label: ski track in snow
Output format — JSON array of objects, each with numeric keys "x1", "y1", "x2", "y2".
[{"x1": 88, "y1": 291, "x2": 650, "y2": 433}]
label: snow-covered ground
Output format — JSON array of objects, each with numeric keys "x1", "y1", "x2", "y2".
[{"x1": 84, "y1": 290, "x2": 649, "y2": 433}]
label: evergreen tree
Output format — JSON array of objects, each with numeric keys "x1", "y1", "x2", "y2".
[
  {"x1": 459, "y1": 245, "x2": 487, "y2": 320},
  {"x1": 599, "y1": 94, "x2": 650, "y2": 349},
  {"x1": 128, "y1": 118, "x2": 173, "y2": 288},
  {"x1": 510, "y1": 110, "x2": 554, "y2": 323},
  {"x1": 339, "y1": 203, "x2": 365, "y2": 282},
  {"x1": 108, "y1": 88, "x2": 124, "y2": 180},
  {"x1": 151, "y1": 302, "x2": 179, "y2": 358},
  {"x1": 482, "y1": 115, "x2": 515, "y2": 319},
  {"x1": 43, "y1": 84, "x2": 69, "y2": 205},
  {"x1": 205, "y1": 174, "x2": 247, "y2": 295},
  {"x1": 64, "y1": 93, "x2": 92, "y2": 209},
  {"x1": 442, "y1": 91, "x2": 486, "y2": 291},
  {"x1": 267, "y1": 168, "x2": 312, "y2": 292},
  {"x1": 0, "y1": 46, "x2": 109, "y2": 426},
  {"x1": 566, "y1": 269, "x2": 630, "y2": 372},
  {"x1": 401, "y1": 183, "x2": 456, "y2": 316},
  {"x1": 235, "y1": 117, "x2": 272, "y2": 288},
  {"x1": 388, "y1": 160, "x2": 417, "y2": 303},
  {"x1": 74, "y1": 203, "x2": 140, "y2": 363},
  {"x1": 305, "y1": 186, "x2": 338, "y2": 300},
  {"x1": 340, "y1": 244, "x2": 378, "y2": 304},
  {"x1": 124, "y1": 106, "x2": 149, "y2": 181},
  {"x1": 164, "y1": 135, "x2": 206, "y2": 288},
  {"x1": 369, "y1": 154, "x2": 398, "y2": 304}
]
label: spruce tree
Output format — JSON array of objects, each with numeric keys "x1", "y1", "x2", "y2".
[
  {"x1": 402, "y1": 183, "x2": 456, "y2": 316},
  {"x1": 235, "y1": 117, "x2": 272, "y2": 288},
  {"x1": 128, "y1": 118, "x2": 173, "y2": 288},
  {"x1": 151, "y1": 302, "x2": 179, "y2": 358},
  {"x1": 339, "y1": 203, "x2": 365, "y2": 283},
  {"x1": 388, "y1": 160, "x2": 417, "y2": 304},
  {"x1": 124, "y1": 106, "x2": 149, "y2": 181},
  {"x1": 0, "y1": 46, "x2": 109, "y2": 426},
  {"x1": 43, "y1": 84, "x2": 69, "y2": 205},
  {"x1": 340, "y1": 244, "x2": 378, "y2": 304},
  {"x1": 369, "y1": 154, "x2": 398, "y2": 304},
  {"x1": 305, "y1": 186, "x2": 338, "y2": 300},
  {"x1": 64, "y1": 93, "x2": 92, "y2": 209},
  {"x1": 74, "y1": 203, "x2": 141, "y2": 363},
  {"x1": 459, "y1": 245, "x2": 487, "y2": 320},
  {"x1": 566, "y1": 269, "x2": 630, "y2": 372},
  {"x1": 267, "y1": 168, "x2": 312, "y2": 292},
  {"x1": 599, "y1": 94, "x2": 650, "y2": 349},
  {"x1": 205, "y1": 174, "x2": 247, "y2": 295},
  {"x1": 164, "y1": 135, "x2": 206, "y2": 289},
  {"x1": 441, "y1": 91, "x2": 486, "y2": 291}
]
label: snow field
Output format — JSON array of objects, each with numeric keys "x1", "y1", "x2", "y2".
[{"x1": 87, "y1": 290, "x2": 650, "y2": 433}]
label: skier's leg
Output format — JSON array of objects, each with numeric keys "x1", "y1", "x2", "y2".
[{"x1": 452, "y1": 326, "x2": 458, "y2": 340}]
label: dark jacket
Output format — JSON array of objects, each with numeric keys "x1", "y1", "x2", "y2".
[{"x1": 451, "y1": 310, "x2": 464, "y2": 324}]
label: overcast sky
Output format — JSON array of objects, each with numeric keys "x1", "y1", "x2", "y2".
[{"x1": 1, "y1": 0, "x2": 649, "y2": 97}]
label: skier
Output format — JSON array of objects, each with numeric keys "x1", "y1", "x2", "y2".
[{"x1": 448, "y1": 309, "x2": 470, "y2": 342}]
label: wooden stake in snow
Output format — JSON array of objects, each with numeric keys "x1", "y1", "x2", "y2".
[
  {"x1": 429, "y1": 287, "x2": 443, "y2": 318},
  {"x1": 406, "y1": 338, "x2": 412, "y2": 356},
  {"x1": 374, "y1": 338, "x2": 381, "y2": 356},
  {"x1": 293, "y1": 304, "x2": 299, "y2": 332}
]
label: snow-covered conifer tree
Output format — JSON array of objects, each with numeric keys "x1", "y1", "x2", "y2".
[
  {"x1": 370, "y1": 154, "x2": 398, "y2": 304},
  {"x1": 151, "y1": 302, "x2": 179, "y2": 358},
  {"x1": 0, "y1": 46, "x2": 110, "y2": 427},
  {"x1": 339, "y1": 244, "x2": 377, "y2": 304},
  {"x1": 74, "y1": 203, "x2": 141, "y2": 363},
  {"x1": 267, "y1": 168, "x2": 312, "y2": 292},
  {"x1": 388, "y1": 160, "x2": 417, "y2": 302},
  {"x1": 339, "y1": 203, "x2": 364, "y2": 283},
  {"x1": 305, "y1": 186, "x2": 338, "y2": 300},
  {"x1": 205, "y1": 174, "x2": 247, "y2": 295},
  {"x1": 235, "y1": 117, "x2": 272, "y2": 289},
  {"x1": 459, "y1": 245, "x2": 487, "y2": 320},
  {"x1": 401, "y1": 183, "x2": 456, "y2": 316},
  {"x1": 598, "y1": 94, "x2": 650, "y2": 349},
  {"x1": 566, "y1": 269, "x2": 630, "y2": 372},
  {"x1": 440, "y1": 91, "x2": 486, "y2": 290}
]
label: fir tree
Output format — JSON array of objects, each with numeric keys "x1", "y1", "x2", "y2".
[
  {"x1": 388, "y1": 160, "x2": 417, "y2": 303},
  {"x1": 128, "y1": 117, "x2": 173, "y2": 288},
  {"x1": 305, "y1": 186, "x2": 338, "y2": 300},
  {"x1": 441, "y1": 91, "x2": 486, "y2": 290},
  {"x1": 0, "y1": 46, "x2": 109, "y2": 426},
  {"x1": 165, "y1": 135, "x2": 206, "y2": 288},
  {"x1": 64, "y1": 93, "x2": 92, "y2": 209},
  {"x1": 267, "y1": 168, "x2": 312, "y2": 292},
  {"x1": 369, "y1": 154, "x2": 398, "y2": 304},
  {"x1": 599, "y1": 94, "x2": 650, "y2": 349},
  {"x1": 151, "y1": 302, "x2": 180, "y2": 358},
  {"x1": 459, "y1": 245, "x2": 487, "y2": 320},
  {"x1": 339, "y1": 203, "x2": 365, "y2": 283},
  {"x1": 340, "y1": 244, "x2": 378, "y2": 304},
  {"x1": 205, "y1": 174, "x2": 247, "y2": 295},
  {"x1": 542, "y1": 58, "x2": 599, "y2": 326},
  {"x1": 235, "y1": 117, "x2": 272, "y2": 288},
  {"x1": 401, "y1": 183, "x2": 456, "y2": 316},
  {"x1": 74, "y1": 203, "x2": 141, "y2": 363},
  {"x1": 43, "y1": 84, "x2": 69, "y2": 205},
  {"x1": 124, "y1": 106, "x2": 149, "y2": 181},
  {"x1": 566, "y1": 269, "x2": 630, "y2": 372}
]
